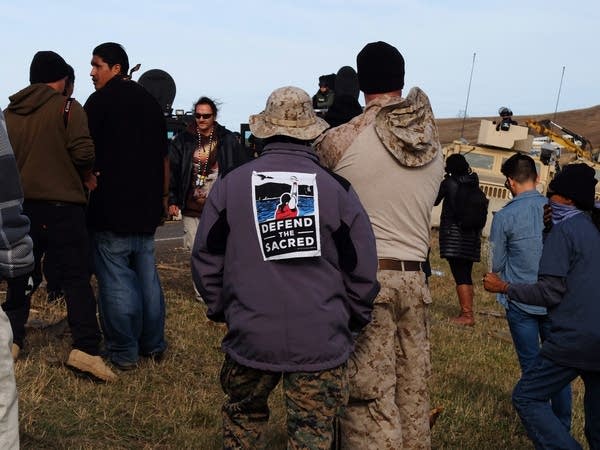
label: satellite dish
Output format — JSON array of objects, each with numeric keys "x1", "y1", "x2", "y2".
[{"x1": 138, "y1": 69, "x2": 176, "y2": 115}]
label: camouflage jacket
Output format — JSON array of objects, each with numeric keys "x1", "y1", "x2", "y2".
[
  {"x1": 314, "y1": 88, "x2": 444, "y2": 262},
  {"x1": 314, "y1": 87, "x2": 440, "y2": 170}
]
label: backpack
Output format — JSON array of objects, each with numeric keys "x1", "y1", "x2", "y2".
[{"x1": 454, "y1": 180, "x2": 489, "y2": 231}]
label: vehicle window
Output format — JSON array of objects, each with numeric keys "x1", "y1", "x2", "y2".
[
  {"x1": 465, "y1": 153, "x2": 494, "y2": 170},
  {"x1": 501, "y1": 157, "x2": 541, "y2": 175}
]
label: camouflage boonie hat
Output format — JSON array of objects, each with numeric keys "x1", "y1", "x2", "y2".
[
  {"x1": 375, "y1": 86, "x2": 441, "y2": 167},
  {"x1": 249, "y1": 86, "x2": 329, "y2": 140}
]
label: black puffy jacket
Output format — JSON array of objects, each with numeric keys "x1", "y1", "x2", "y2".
[
  {"x1": 168, "y1": 122, "x2": 250, "y2": 210},
  {"x1": 434, "y1": 172, "x2": 482, "y2": 261}
]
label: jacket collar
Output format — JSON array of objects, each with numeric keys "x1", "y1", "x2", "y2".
[
  {"x1": 261, "y1": 142, "x2": 320, "y2": 164},
  {"x1": 506, "y1": 189, "x2": 542, "y2": 206}
]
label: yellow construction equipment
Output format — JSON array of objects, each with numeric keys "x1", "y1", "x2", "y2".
[{"x1": 526, "y1": 119, "x2": 595, "y2": 161}]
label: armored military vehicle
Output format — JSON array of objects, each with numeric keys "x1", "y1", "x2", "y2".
[{"x1": 432, "y1": 117, "x2": 600, "y2": 236}]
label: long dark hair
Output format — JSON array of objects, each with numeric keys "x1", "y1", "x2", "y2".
[
  {"x1": 445, "y1": 153, "x2": 470, "y2": 177},
  {"x1": 193, "y1": 96, "x2": 219, "y2": 117},
  {"x1": 191, "y1": 96, "x2": 221, "y2": 169},
  {"x1": 278, "y1": 193, "x2": 291, "y2": 212}
]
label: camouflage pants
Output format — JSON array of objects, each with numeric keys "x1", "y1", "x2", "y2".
[
  {"x1": 220, "y1": 355, "x2": 348, "y2": 449},
  {"x1": 341, "y1": 270, "x2": 432, "y2": 450}
]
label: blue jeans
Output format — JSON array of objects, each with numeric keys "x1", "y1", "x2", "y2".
[
  {"x1": 92, "y1": 232, "x2": 166, "y2": 366},
  {"x1": 506, "y1": 302, "x2": 572, "y2": 431},
  {"x1": 513, "y1": 355, "x2": 600, "y2": 450}
]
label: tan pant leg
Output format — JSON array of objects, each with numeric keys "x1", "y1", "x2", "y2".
[
  {"x1": 340, "y1": 302, "x2": 402, "y2": 450},
  {"x1": 395, "y1": 273, "x2": 432, "y2": 450},
  {"x1": 182, "y1": 215, "x2": 202, "y2": 300},
  {"x1": 182, "y1": 215, "x2": 200, "y2": 251}
]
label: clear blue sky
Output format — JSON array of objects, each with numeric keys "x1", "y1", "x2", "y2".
[{"x1": 2, "y1": 0, "x2": 598, "y2": 132}]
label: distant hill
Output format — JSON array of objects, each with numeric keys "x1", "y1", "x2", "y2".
[{"x1": 435, "y1": 105, "x2": 600, "y2": 150}]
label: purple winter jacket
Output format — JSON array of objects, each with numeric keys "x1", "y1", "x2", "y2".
[{"x1": 192, "y1": 142, "x2": 379, "y2": 372}]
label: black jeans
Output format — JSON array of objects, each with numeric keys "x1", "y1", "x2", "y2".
[{"x1": 2, "y1": 201, "x2": 101, "y2": 354}]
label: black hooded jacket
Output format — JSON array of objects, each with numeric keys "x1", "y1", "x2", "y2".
[
  {"x1": 435, "y1": 172, "x2": 482, "y2": 261},
  {"x1": 323, "y1": 96, "x2": 363, "y2": 128},
  {"x1": 84, "y1": 76, "x2": 167, "y2": 233},
  {"x1": 168, "y1": 122, "x2": 250, "y2": 210}
]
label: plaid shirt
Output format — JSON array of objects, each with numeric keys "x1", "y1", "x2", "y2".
[{"x1": 0, "y1": 110, "x2": 33, "y2": 279}]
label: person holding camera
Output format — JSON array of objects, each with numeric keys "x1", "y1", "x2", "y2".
[{"x1": 495, "y1": 106, "x2": 518, "y2": 131}]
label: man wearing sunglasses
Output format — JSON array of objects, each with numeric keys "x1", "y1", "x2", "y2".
[
  {"x1": 84, "y1": 42, "x2": 168, "y2": 371},
  {"x1": 168, "y1": 96, "x2": 249, "y2": 255}
]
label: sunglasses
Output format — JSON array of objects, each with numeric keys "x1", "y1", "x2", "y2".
[{"x1": 194, "y1": 113, "x2": 213, "y2": 119}]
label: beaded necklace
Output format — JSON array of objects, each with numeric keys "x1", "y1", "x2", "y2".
[{"x1": 194, "y1": 127, "x2": 215, "y2": 188}]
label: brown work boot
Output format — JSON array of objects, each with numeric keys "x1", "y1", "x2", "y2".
[
  {"x1": 11, "y1": 343, "x2": 20, "y2": 361},
  {"x1": 450, "y1": 284, "x2": 475, "y2": 326},
  {"x1": 66, "y1": 349, "x2": 117, "y2": 382}
]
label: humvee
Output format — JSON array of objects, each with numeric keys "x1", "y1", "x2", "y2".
[{"x1": 432, "y1": 119, "x2": 600, "y2": 236}]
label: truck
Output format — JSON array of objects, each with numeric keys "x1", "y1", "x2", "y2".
[{"x1": 432, "y1": 118, "x2": 599, "y2": 236}]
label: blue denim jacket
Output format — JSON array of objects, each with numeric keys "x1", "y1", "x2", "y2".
[{"x1": 489, "y1": 189, "x2": 547, "y2": 315}]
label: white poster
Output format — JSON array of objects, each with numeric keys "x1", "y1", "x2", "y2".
[{"x1": 251, "y1": 171, "x2": 321, "y2": 261}]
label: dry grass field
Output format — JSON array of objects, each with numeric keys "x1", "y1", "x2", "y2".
[{"x1": 4, "y1": 231, "x2": 590, "y2": 450}]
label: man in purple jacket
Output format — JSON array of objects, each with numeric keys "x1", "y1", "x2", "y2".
[{"x1": 192, "y1": 86, "x2": 379, "y2": 449}]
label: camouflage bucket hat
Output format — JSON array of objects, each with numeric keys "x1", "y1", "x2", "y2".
[
  {"x1": 374, "y1": 86, "x2": 441, "y2": 167},
  {"x1": 249, "y1": 86, "x2": 329, "y2": 140}
]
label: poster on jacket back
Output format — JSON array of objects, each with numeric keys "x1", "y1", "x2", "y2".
[{"x1": 251, "y1": 171, "x2": 321, "y2": 261}]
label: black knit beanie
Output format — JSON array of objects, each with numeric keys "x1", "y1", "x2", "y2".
[
  {"x1": 548, "y1": 163, "x2": 597, "y2": 210},
  {"x1": 356, "y1": 41, "x2": 405, "y2": 94},
  {"x1": 30, "y1": 51, "x2": 70, "y2": 84}
]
